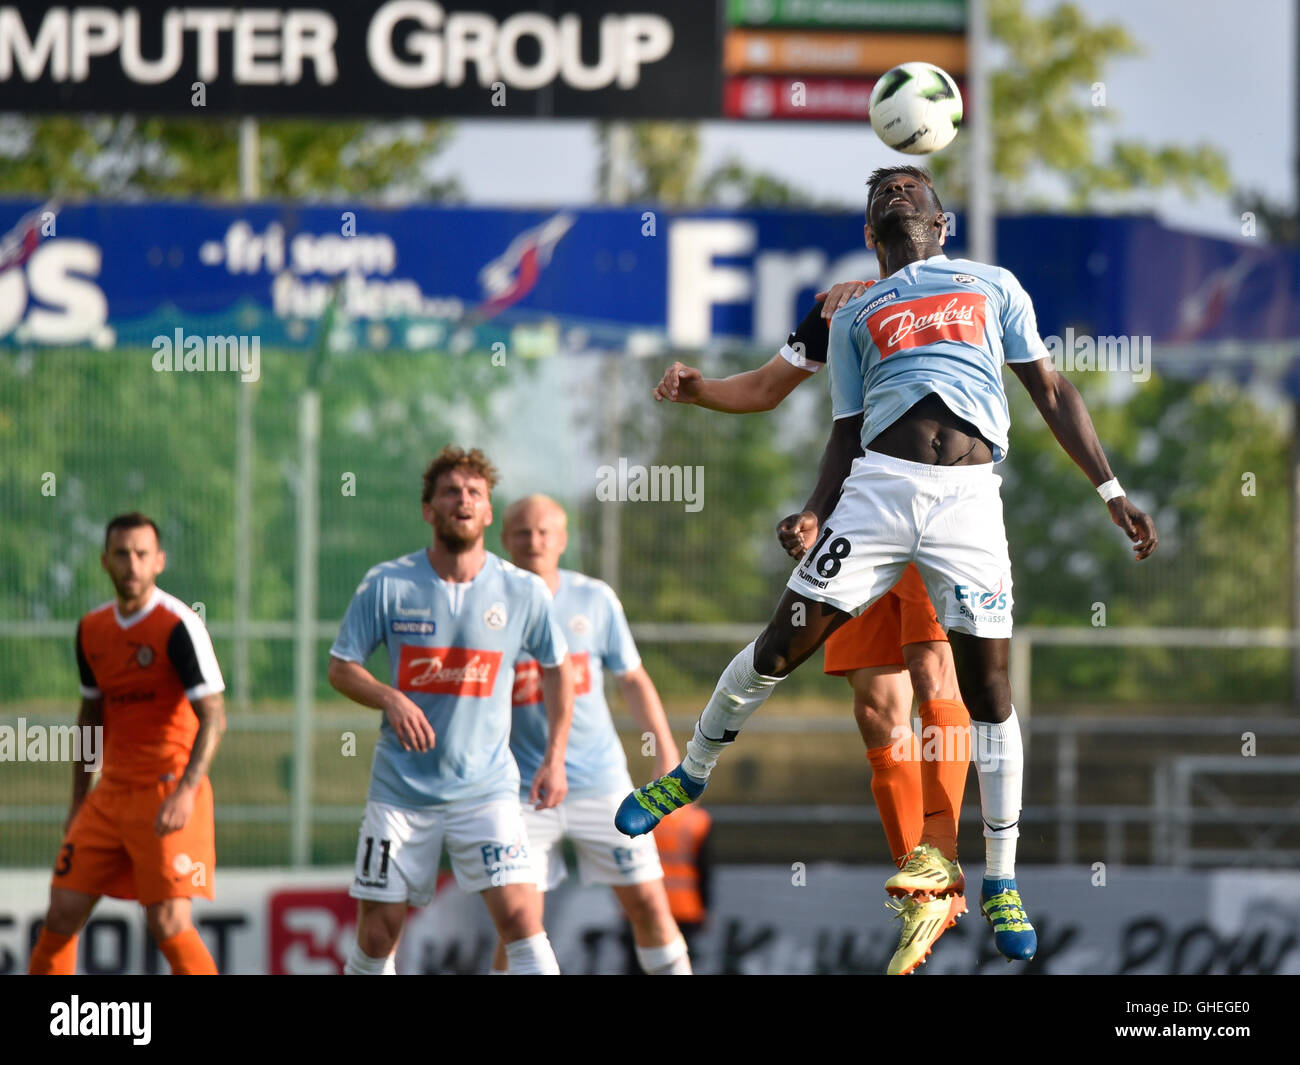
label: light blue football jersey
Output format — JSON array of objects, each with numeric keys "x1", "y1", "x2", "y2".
[
  {"x1": 828, "y1": 255, "x2": 1051, "y2": 461},
  {"x1": 510, "y1": 570, "x2": 640, "y2": 799},
  {"x1": 330, "y1": 550, "x2": 568, "y2": 808}
]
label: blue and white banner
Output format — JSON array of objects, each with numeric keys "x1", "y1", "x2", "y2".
[{"x1": 0, "y1": 201, "x2": 1296, "y2": 359}]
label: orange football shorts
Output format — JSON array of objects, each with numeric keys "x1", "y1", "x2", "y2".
[
  {"x1": 824, "y1": 563, "x2": 947, "y2": 674},
  {"x1": 53, "y1": 775, "x2": 215, "y2": 905}
]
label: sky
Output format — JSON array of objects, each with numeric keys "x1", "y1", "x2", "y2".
[{"x1": 429, "y1": 0, "x2": 1295, "y2": 241}]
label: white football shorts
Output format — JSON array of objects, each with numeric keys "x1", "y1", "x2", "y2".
[
  {"x1": 349, "y1": 796, "x2": 536, "y2": 905},
  {"x1": 787, "y1": 450, "x2": 1015, "y2": 639},
  {"x1": 521, "y1": 789, "x2": 663, "y2": 891}
]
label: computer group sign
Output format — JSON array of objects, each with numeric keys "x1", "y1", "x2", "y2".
[{"x1": 0, "y1": 1, "x2": 722, "y2": 117}]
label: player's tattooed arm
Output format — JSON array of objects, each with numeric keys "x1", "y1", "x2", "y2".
[
  {"x1": 618, "y1": 665, "x2": 679, "y2": 776},
  {"x1": 531, "y1": 656, "x2": 574, "y2": 810},
  {"x1": 654, "y1": 355, "x2": 808, "y2": 412},
  {"x1": 1009, "y1": 359, "x2": 1157, "y2": 561},
  {"x1": 67, "y1": 696, "x2": 102, "y2": 831},
  {"x1": 157, "y1": 692, "x2": 226, "y2": 836},
  {"x1": 777, "y1": 413, "x2": 865, "y2": 559},
  {"x1": 327, "y1": 656, "x2": 436, "y2": 752}
]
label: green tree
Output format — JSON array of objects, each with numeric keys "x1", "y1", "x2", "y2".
[
  {"x1": 597, "y1": 1, "x2": 1230, "y2": 212},
  {"x1": 1000, "y1": 371, "x2": 1290, "y2": 703},
  {"x1": 930, "y1": 0, "x2": 1231, "y2": 207},
  {"x1": 594, "y1": 121, "x2": 825, "y2": 208},
  {"x1": 0, "y1": 115, "x2": 461, "y2": 201}
]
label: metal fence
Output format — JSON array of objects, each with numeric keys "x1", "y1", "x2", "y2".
[
  {"x1": 3, "y1": 621, "x2": 1296, "y2": 869},
  {"x1": 3, "y1": 336, "x2": 1295, "y2": 869}
]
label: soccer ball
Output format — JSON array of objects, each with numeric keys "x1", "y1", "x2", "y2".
[{"x1": 869, "y1": 62, "x2": 963, "y2": 155}]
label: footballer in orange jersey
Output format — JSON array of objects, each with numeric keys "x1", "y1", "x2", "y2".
[{"x1": 28, "y1": 513, "x2": 227, "y2": 976}]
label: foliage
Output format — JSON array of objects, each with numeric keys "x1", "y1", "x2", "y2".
[
  {"x1": 0, "y1": 115, "x2": 461, "y2": 201},
  {"x1": 930, "y1": 0, "x2": 1231, "y2": 208},
  {"x1": 0, "y1": 345, "x2": 1287, "y2": 706},
  {"x1": 595, "y1": 121, "x2": 822, "y2": 208}
]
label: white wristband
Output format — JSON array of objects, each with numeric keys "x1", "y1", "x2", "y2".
[{"x1": 1097, "y1": 478, "x2": 1125, "y2": 502}]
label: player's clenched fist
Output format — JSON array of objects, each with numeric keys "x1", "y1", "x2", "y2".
[
  {"x1": 383, "y1": 690, "x2": 437, "y2": 752},
  {"x1": 653, "y1": 361, "x2": 704, "y2": 404},
  {"x1": 777, "y1": 511, "x2": 819, "y2": 560}
]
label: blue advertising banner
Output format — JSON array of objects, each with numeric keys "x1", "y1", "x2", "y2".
[{"x1": 0, "y1": 201, "x2": 1295, "y2": 356}]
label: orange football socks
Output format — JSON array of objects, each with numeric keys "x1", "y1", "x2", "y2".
[
  {"x1": 917, "y1": 698, "x2": 972, "y2": 861},
  {"x1": 28, "y1": 929, "x2": 78, "y2": 975},
  {"x1": 158, "y1": 928, "x2": 218, "y2": 975},
  {"x1": 866, "y1": 735, "x2": 924, "y2": 868}
]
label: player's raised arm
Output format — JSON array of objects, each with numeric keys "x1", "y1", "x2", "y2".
[
  {"x1": 1008, "y1": 358, "x2": 1157, "y2": 559},
  {"x1": 654, "y1": 355, "x2": 809, "y2": 412},
  {"x1": 653, "y1": 294, "x2": 864, "y2": 412},
  {"x1": 999, "y1": 270, "x2": 1157, "y2": 561},
  {"x1": 532, "y1": 656, "x2": 573, "y2": 810}
]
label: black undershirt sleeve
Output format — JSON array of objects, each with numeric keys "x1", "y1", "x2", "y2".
[
  {"x1": 74, "y1": 620, "x2": 98, "y2": 692},
  {"x1": 787, "y1": 299, "x2": 830, "y2": 366},
  {"x1": 166, "y1": 620, "x2": 208, "y2": 693}
]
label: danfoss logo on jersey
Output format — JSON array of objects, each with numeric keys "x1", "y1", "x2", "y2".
[
  {"x1": 397, "y1": 645, "x2": 503, "y2": 696},
  {"x1": 868, "y1": 293, "x2": 987, "y2": 357},
  {"x1": 511, "y1": 653, "x2": 591, "y2": 705}
]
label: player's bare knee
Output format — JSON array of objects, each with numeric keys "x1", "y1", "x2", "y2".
[
  {"x1": 145, "y1": 898, "x2": 190, "y2": 941},
  {"x1": 496, "y1": 909, "x2": 542, "y2": 942},
  {"x1": 959, "y1": 671, "x2": 1012, "y2": 723},
  {"x1": 909, "y1": 661, "x2": 944, "y2": 704},
  {"x1": 356, "y1": 901, "x2": 403, "y2": 956},
  {"x1": 851, "y1": 695, "x2": 874, "y2": 732},
  {"x1": 752, "y1": 628, "x2": 793, "y2": 677},
  {"x1": 44, "y1": 891, "x2": 94, "y2": 936},
  {"x1": 619, "y1": 883, "x2": 670, "y2": 930},
  {"x1": 358, "y1": 924, "x2": 397, "y2": 957},
  {"x1": 855, "y1": 701, "x2": 895, "y2": 747}
]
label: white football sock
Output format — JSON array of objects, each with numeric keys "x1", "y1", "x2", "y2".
[
  {"x1": 971, "y1": 708, "x2": 1023, "y2": 880},
  {"x1": 683, "y1": 642, "x2": 781, "y2": 781},
  {"x1": 344, "y1": 943, "x2": 392, "y2": 976},
  {"x1": 635, "y1": 937, "x2": 692, "y2": 975},
  {"x1": 504, "y1": 932, "x2": 560, "y2": 975}
]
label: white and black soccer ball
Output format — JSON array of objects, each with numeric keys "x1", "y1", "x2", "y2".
[{"x1": 869, "y1": 62, "x2": 963, "y2": 155}]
